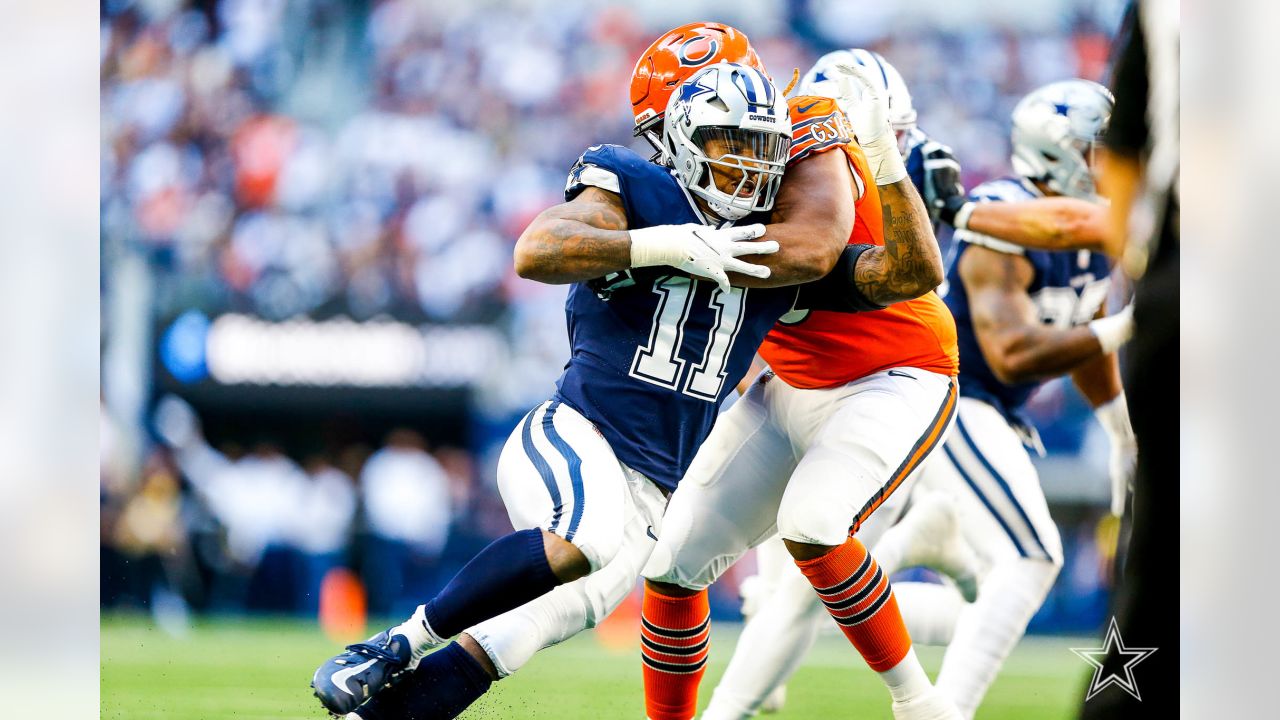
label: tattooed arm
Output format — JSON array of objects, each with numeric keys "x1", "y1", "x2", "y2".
[
  {"x1": 514, "y1": 185, "x2": 776, "y2": 289},
  {"x1": 514, "y1": 186, "x2": 632, "y2": 283},
  {"x1": 851, "y1": 177, "x2": 945, "y2": 306}
]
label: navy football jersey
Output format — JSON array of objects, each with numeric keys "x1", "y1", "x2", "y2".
[
  {"x1": 902, "y1": 126, "x2": 958, "y2": 236},
  {"x1": 903, "y1": 126, "x2": 931, "y2": 199},
  {"x1": 941, "y1": 176, "x2": 1112, "y2": 421},
  {"x1": 553, "y1": 144, "x2": 799, "y2": 491}
]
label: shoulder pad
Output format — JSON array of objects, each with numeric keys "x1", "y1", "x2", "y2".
[
  {"x1": 956, "y1": 177, "x2": 1041, "y2": 254},
  {"x1": 953, "y1": 228, "x2": 1027, "y2": 256},
  {"x1": 967, "y1": 177, "x2": 1036, "y2": 204},
  {"x1": 565, "y1": 143, "x2": 671, "y2": 202},
  {"x1": 787, "y1": 96, "x2": 853, "y2": 165}
]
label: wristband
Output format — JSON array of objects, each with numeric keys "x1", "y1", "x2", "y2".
[
  {"x1": 1095, "y1": 393, "x2": 1135, "y2": 444},
  {"x1": 1088, "y1": 305, "x2": 1135, "y2": 355},
  {"x1": 860, "y1": 130, "x2": 908, "y2": 185},
  {"x1": 629, "y1": 226, "x2": 680, "y2": 268},
  {"x1": 952, "y1": 201, "x2": 976, "y2": 231}
]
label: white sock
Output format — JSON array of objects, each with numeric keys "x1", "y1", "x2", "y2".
[
  {"x1": 935, "y1": 558, "x2": 1059, "y2": 718},
  {"x1": 895, "y1": 582, "x2": 966, "y2": 646},
  {"x1": 704, "y1": 568, "x2": 824, "y2": 720},
  {"x1": 879, "y1": 647, "x2": 934, "y2": 704},
  {"x1": 465, "y1": 579, "x2": 593, "y2": 678},
  {"x1": 391, "y1": 604, "x2": 445, "y2": 659},
  {"x1": 467, "y1": 515, "x2": 654, "y2": 678}
]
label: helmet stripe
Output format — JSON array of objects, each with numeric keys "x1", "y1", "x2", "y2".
[
  {"x1": 869, "y1": 51, "x2": 890, "y2": 89},
  {"x1": 755, "y1": 67, "x2": 775, "y2": 106},
  {"x1": 731, "y1": 66, "x2": 774, "y2": 113}
]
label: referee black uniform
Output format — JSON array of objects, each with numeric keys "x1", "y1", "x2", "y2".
[{"x1": 1079, "y1": 1, "x2": 1179, "y2": 717}]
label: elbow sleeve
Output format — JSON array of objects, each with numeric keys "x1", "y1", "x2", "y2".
[{"x1": 795, "y1": 244, "x2": 886, "y2": 314}]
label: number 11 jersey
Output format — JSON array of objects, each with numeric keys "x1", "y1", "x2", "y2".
[{"x1": 553, "y1": 144, "x2": 798, "y2": 492}]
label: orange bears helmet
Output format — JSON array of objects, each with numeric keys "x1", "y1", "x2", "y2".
[{"x1": 630, "y1": 22, "x2": 769, "y2": 152}]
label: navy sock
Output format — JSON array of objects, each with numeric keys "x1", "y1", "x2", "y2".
[
  {"x1": 421, "y1": 528, "x2": 559, "y2": 638},
  {"x1": 356, "y1": 642, "x2": 492, "y2": 720}
]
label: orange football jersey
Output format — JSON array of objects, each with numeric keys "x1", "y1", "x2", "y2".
[{"x1": 759, "y1": 96, "x2": 959, "y2": 389}]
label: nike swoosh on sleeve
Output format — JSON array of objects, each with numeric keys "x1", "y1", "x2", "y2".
[{"x1": 796, "y1": 101, "x2": 821, "y2": 113}]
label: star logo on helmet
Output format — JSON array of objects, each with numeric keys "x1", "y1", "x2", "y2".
[
  {"x1": 1053, "y1": 102, "x2": 1072, "y2": 116},
  {"x1": 677, "y1": 75, "x2": 716, "y2": 105}
]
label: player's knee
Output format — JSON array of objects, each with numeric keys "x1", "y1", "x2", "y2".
[
  {"x1": 775, "y1": 494, "x2": 848, "y2": 549},
  {"x1": 1047, "y1": 549, "x2": 1064, "y2": 573},
  {"x1": 995, "y1": 554, "x2": 1061, "y2": 601},
  {"x1": 543, "y1": 532, "x2": 593, "y2": 582},
  {"x1": 577, "y1": 523, "x2": 627, "y2": 574},
  {"x1": 645, "y1": 578, "x2": 700, "y2": 598},
  {"x1": 1027, "y1": 555, "x2": 1062, "y2": 598},
  {"x1": 547, "y1": 518, "x2": 628, "y2": 578},
  {"x1": 781, "y1": 537, "x2": 835, "y2": 562}
]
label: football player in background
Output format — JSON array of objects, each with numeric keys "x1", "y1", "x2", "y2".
[
  {"x1": 706, "y1": 76, "x2": 1139, "y2": 720},
  {"x1": 638, "y1": 46, "x2": 964, "y2": 720},
  {"x1": 312, "y1": 29, "x2": 945, "y2": 715}
]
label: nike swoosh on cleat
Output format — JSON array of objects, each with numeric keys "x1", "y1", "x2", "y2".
[
  {"x1": 331, "y1": 658, "x2": 378, "y2": 697},
  {"x1": 796, "y1": 100, "x2": 821, "y2": 113}
]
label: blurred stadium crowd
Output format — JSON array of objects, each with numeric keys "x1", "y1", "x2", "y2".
[
  {"x1": 102, "y1": 395, "x2": 520, "y2": 617},
  {"x1": 101, "y1": 0, "x2": 1126, "y2": 629}
]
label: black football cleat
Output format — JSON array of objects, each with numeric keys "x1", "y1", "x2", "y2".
[{"x1": 311, "y1": 630, "x2": 415, "y2": 715}]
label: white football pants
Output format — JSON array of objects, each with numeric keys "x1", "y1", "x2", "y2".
[
  {"x1": 706, "y1": 398, "x2": 1064, "y2": 720},
  {"x1": 468, "y1": 398, "x2": 667, "y2": 677}
]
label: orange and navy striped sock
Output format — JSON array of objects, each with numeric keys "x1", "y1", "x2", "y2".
[
  {"x1": 641, "y1": 586, "x2": 710, "y2": 720},
  {"x1": 795, "y1": 538, "x2": 913, "y2": 672}
]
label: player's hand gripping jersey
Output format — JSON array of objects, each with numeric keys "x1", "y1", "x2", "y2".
[
  {"x1": 554, "y1": 144, "x2": 801, "y2": 492},
  {"x1": 944, "y1": 176, "x2": 1112, "y2": 421},
  {"x1": 759, "y1": 97, "x2": 959, "y2": 389}
]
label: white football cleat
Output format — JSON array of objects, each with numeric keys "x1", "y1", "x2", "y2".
[
  {"x1": 891, "y1": 687, "x2": 964, "y2": 720},
  {"x1": 895, "y1": 491, "x2": 983, "y2": 602}
]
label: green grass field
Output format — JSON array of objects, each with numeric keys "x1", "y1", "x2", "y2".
[{"x1": 102, "y1": 614, "x2": 1089, "y2": 719}]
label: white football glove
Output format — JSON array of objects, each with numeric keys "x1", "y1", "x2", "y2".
[
  {"x1": 629, "y1": 223, "x2": 777, "y2": 293},
  {"x1": 829, "y1": 62, "x2": 908, "y2": 185},
  {"x1": 1095, "y1": 393, "x2": 1137, "y2": 516},
  {"x1": 1088, "y1": 303, "x2": 1136, "y2": 355}
]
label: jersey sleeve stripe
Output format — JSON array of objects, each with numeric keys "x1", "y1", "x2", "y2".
[
  {"x1": 791, "y1": 114, "x2": 829, "y2": 131},
  {"x1": 790, "y1": 136, "x2": 848, "y2": 163},
  {"x1": 790, "y1": 126, "x2": 847, "y2": 153},
  {"x1": 953, "y1": 229, "x2": 1027, "y2": 256}
]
